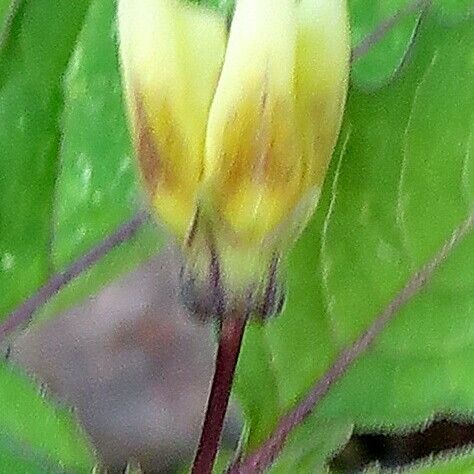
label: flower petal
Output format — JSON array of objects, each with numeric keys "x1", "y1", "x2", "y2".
[
  {"x1": 204, "y1": 0, "x2": 302, "y2": 243},
  {"x1": 296, "y1": 0, "x2": 350, "y2": 190},
  {"x1": 118, "y1": 0, "x2": 227, "y2": 238}
]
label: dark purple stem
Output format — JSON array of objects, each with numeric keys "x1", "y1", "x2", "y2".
[
  {"x1": 351, "y1": 0, "x2": 431, "y2": 63},
  {"x1": 228, "y1": 211, "x2": 474, "y2": 474},
  {"x1": 192, "y1": 314, "x2": 248, "y2": 474},
  {"x1": 0, "y1": 211, "x2": 149, "y2": 341}
]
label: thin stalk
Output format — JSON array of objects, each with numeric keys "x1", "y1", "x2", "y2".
[
  {"x1": 191, "y1": 314, "x2": 248, "y2": 474},
  {"x1": 228, "y1": 210, "x2": 474, "y2": 473},
  {"x1": 0, "y1": 211, "x2": 149, "y2": 341}
]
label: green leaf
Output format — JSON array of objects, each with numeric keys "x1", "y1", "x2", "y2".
[
  {"x1": 270, "y1": 418, "x2": 353, "y2": 473},
  {"x1": 349, "y1": 0, "x2": 423, "y2": 90},
  {"x1": 234, "y1": 323, "x2": 282, "y2": 448},
  {"x1": 52, "y1": 0, "x2": 140, "y2": 267},
  {"x1": 401, "y1": 449, "x2": 474, "y2": 473},
  {"x1": 236, "y1": 6, "x2": 474, "y2": 466},
  {"x1": 433, "y1": 0, "x2": 474, "y2": 24},
  {"x1": 0, "y1": 434, "x2": 65, "y2": 474},
  {"x1": 0, "y1": 0, "x2": 92, "y2": 319},
  {"x1": 33, "y1": 0, "x2": 162, "y2": 322},
  {"x1": 313, "y1": 12, "x2": 474, "y2": 426},
  {"x1": 0, "y1": 363, "x2": 95, "y2": 472},
  {"x1": 0, "y1": 0, "x2": 162, "y2": 326},
  {"x1": 349, "y1": 0, "x2": 474, "y2": 89},
  {"x1": 0, "y1": 0, "x2": 12, "y2": 30}
]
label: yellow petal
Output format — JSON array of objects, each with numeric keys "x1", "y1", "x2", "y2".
[
  {"x1": 117, "y1": 0, "x2": 227, "y2": 238},
  {"x1": 204, "y1": 0, "x2": 302, "y2": 243},
  {"x1": 296, "y1": 0, "x2": 350, "y2": 190}
]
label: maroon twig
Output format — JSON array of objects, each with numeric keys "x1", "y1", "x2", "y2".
[
  {"x1": 192, "y1": 314, "x2": 248, "y2": 474},
  {"x1": 351, "y1": 0, "x2": 431, "y2": 63},
  {"x1": 228, "y1": 211, "x2": 474, "y2": 474},
  {"x1": 0, "y1": 211, "x2": 149, "y2": 341}
]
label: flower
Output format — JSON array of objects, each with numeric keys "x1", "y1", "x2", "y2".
[{"x1": 118, "y1": 0, "x2": 350, "y2": 319}]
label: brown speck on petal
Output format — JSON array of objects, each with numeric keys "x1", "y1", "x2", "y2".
[{"x1": 135, "y1": 95, "x2": 161, "y2": 197}]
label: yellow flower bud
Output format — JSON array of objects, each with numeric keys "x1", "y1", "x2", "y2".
[
  {"x1": 118, "y1": 0, "x2": 227, "y2": 237},
  {"x1": 118, "y1": 0, "x2": 350, "y2": 319}
]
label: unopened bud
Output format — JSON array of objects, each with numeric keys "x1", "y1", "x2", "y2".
[{"x1": 118, "y1": 0, "x2": 350, "y2": 320}]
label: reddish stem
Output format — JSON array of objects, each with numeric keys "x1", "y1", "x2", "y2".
[
  {"x1": 229, "y1": 210, "x2": 474, "y2": 473},
  {"x1": 0, "y1": 211, "x2": 149, "y2": 341},
  {"x1": 191, "y1": 314, "x2": 248, "y2": 474}
]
